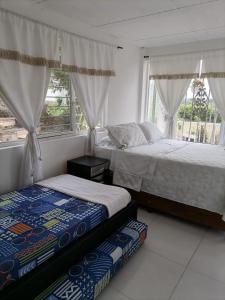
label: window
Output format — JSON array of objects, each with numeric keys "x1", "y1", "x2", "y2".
[
  {"x1": 0, "y1": 99, "x2": 27, "y2": 143},
  {"x1": 39, "y1": 69, "x2": 87, "y2": 136},
  {"x1": 0, "y1": 69, "x2": 89, "y2": 144},
  {"x1": 176, "y1": 78, "x2": 221, "y2": 144},
  {"x1": 145, "y1": 61, "x2": 222, "y2": 144}
]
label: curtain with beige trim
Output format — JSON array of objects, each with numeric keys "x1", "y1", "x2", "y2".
[
  {"x1": 203, "y1": 50, "x2": 225, "y2": 145},
  {"x1": 61, "y1": 32, "x2": 116, "y2": 154},
  {"x1": 0, "y1": 10, "x2": 59, "y2": 187},
  {"x1": 149, "y1": 53, "x2": 200, "y2": 138}
]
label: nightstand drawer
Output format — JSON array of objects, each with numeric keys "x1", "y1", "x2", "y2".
[
  {"x1": 91, "y1": 173, "x2": 104, "y2": 183},
  {"x1": 91, "y1": 165, "x2": 105, "y2": 177}
]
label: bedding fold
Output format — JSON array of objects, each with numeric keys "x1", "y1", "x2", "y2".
[
  {"x1": 111, "y1": 139, "x2": 189, "y2": 191},
  {"x1": 38, "y1": 174, "x2": 131, "y2": 217}
]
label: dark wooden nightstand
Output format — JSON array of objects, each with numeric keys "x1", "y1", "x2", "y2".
[{"x1": 67, "y1": 155, "x2": 112, "y2": 184}]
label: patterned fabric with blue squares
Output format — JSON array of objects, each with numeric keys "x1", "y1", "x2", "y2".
[
  {"x1": 0, "y1": 185, "x2": 108, "y2": 290},
  {"x1": 35, "y1": 219, "x2": 148, "y2": 300}
]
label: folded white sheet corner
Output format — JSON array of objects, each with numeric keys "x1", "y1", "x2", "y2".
[{"x1": 38, "y1": 174, "x2": 131, "y2": 217}]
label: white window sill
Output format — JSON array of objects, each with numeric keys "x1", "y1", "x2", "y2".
[{"x1": 0, "y1": 131, "x2": 87, "y2": 150}]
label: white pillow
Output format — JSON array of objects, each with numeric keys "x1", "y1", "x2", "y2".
[
  {"x1": 107, "y1": 122, "x2": 148, "y2": 149},
  {"x1": 139, "y1": 121, "x2": 164, "y2": 143}
]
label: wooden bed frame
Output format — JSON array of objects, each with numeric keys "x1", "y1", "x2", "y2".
[
  {"x1": 0, "y1": 200, "x2": 137, "y2": 300},
  {"x1": 129, "y1": 190, "x2": 225, "y2": 231}
]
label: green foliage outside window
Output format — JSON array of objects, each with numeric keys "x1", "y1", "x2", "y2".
[
  {"x1": 178, "y1": 79, "x2": 221, "y2": 123},
  {"x1": 41, "y1": 69, "x2": 87, "y2": 132},
  {"x1": 178, "y1": 103, "x2": 221, "y2": 123}
]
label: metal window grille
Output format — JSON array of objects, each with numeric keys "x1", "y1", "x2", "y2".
[{"x1": 176, "y1": 78, "x2": 221, "y2": 144}]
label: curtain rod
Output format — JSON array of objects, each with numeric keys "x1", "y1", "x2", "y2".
[{"x1": 0, "y1": 7, "x2": 124, "y2": 50}]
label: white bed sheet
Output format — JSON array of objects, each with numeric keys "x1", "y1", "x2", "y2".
[
  {"x1": 99, "y1": 139, "x2": 225, "y2": 219},
  {"x1": 38, "y1": 174, "x2": 131, "y2": 218}
]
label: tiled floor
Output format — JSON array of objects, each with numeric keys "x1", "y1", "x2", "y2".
[{"x1": 98, "y1": 208, "x2": 225, "y2": 300}]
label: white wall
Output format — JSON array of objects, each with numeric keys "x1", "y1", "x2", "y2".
[
  {"x1": 107, "y1": 44, "x2": 141, "y2": 125},
  {"x1": 0, "y1": 135, "x2": 86, "y2": 194}
]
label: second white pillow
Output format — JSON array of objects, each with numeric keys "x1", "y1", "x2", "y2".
[{"x1": 139, "y1": 121, "x2": 164, "y2": 143}]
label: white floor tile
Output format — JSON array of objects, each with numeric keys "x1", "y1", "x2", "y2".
[
  {"x1": 110, "y1": 246, "x2": 184, "y2": 300},
  {"x1": 137, "y1": 208, "x2": 157, "y2": 226},
  {"x1": 98, "y1": 285, "x2": 131, "y2": 300},
  {"x1": 188, "y1": 229, "x2": 225, "y2": 283},
  {"x1": 143, "y1": 213, "x2": 206, "y2": 265},
  {"x1": 170, "y1": 269, "x2": 225, "y2": 300},
  {"x1": 96, "y1": 209, "x2": 225, "y2": 300}
]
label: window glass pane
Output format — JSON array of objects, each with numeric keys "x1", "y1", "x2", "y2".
[
  {"x1": 146, "y1": 71, "x2": 221, "y2": 145},
  {"x1": 0, "y1": 99, "x2": 27, "y2": 143},
  {"x1": 39, "y1": 69, "x2": 88, "y2": 136},
  {"x1": 0, "y1": 69, "x2": 88, "y2": 144},
  {"x1": 177, "y1": 78, "x2": 221, "y2": 144},
  {"x1": 74, "y1": 98, "x2": 88, "y2": 133},
  {"x1": 39, "y1": 70, "x2": 72, "y2": 135}
]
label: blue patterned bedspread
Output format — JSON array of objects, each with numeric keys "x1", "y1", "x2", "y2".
[
  {"x1": 0, "y1": 185, "x2": 108, "y2": 290},
  {"x1": 36, "y1": 219, "x2": 148, "y2": 300}
]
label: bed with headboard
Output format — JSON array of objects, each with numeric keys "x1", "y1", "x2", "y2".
[{"x1": 95, "y1": 122, "x2": 225, "y2": 231}]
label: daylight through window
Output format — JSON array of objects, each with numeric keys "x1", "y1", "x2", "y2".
[
  {"x1": 0, "y1": 70, "x2": 88, "y2": 144},
  {"x1": 0, "y1": 100, "x2": 27, "y2": 143},
  {"x1": 39, "y1": 69, "x2": 87, "y2": 136},
  {"x1": 146, "y1": 61, "x2": 222, "y2": 145}
]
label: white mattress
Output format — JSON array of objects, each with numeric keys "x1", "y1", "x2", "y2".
[
  {"x1": 98, "y1": 139, "x2": 225, "y2": 219},
  {"x1": 38, "y1": 174, "x2": 131, "y2": 218}
]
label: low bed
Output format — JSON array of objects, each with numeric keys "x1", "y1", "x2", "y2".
[
  {"x1": 96, "y1": 138, "x2": 225, "y2": 230},
  {"x1": 0, "y1": 175, "x2": 135, "y2": 299}
]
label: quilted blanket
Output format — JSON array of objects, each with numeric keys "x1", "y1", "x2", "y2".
[
  {"x1": 111, "y1": 139, "x2": 225, "y2": 218},
  {"x1": 0, "y1": 185, "x2": 108, "y2": 290}
]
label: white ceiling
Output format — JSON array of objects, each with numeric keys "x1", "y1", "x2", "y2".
[{"x1": 1, "y1": 0, "x2": 225, "y2": 48}]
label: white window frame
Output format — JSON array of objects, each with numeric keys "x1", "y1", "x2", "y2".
[{"x1": 140, "y1": 59, "x2": 151, "y2": 123}]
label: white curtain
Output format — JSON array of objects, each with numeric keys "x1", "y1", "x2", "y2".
[
  {"x1": 203, "y1": 49, "x2": 225, "y2": 145},
  {"x1": 61, "y1": 33, "x2": 115, "y2": 154},
  {"x1": 150, "y1": 53, "x2": 200, "y2": 138},
  {"x1": 0, "y1": 10, "x2": 59, "y2": 187}
]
